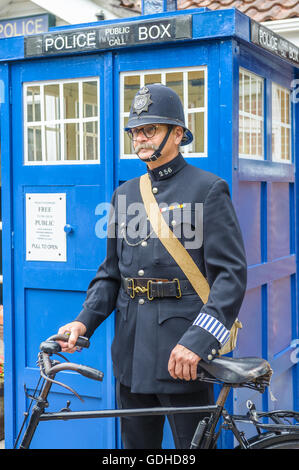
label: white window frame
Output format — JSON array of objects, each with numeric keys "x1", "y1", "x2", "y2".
[
  {"x1": 272, "y1": 82, "x2": 292, "y2": 164},
  {"x1": 23, "y1": 77, "x2": 100, "y2": 165},
  {"x1": 239, "y1": 68, "x2": 264, "y2": 160},
  {"x1": 120, "y1": 66, "x2": 208, "y2": 159}
]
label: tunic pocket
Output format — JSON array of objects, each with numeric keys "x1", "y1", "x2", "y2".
[{"x1": 156, "y1": 298, "x2": 202, "y2": 381}]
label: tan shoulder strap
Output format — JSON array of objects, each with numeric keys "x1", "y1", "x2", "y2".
[{"x1": 139, "y1": 173, "x2": 242, "y2": 356}]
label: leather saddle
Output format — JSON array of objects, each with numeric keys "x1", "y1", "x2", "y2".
[{"x1": 199, "y1": 356, "x2": 272, "y2": 385}]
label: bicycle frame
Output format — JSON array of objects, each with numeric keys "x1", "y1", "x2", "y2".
[
  {"x1": 17, "y1": 366, "x2": 231, "y2": 450},
  {"x1": 16, "y1": 336, "x2": 299, "y2": 450}
]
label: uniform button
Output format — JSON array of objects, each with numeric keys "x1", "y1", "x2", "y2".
[
  {"x1": 152, "y1": 187, "x2": 158, "y2": 194},
  {"x1": 138, "y1": 269, "x2": 144, "y2": 276},
  {"x1": 207, "y1": 354, "x2": 213, "y2": 361},
  {"x1": 141, "y1": 241, "x2": 147, "y2": 247},
  {"x1": 139, "y1": 298, "x2": 145, "y2": 305},
  {"x1": 211, "y1": 349, "x2": 217, "y2": 355}
]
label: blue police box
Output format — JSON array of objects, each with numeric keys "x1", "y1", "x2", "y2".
[{"x1": 0, "y1": 2, "x2": 298, "y2": 449}]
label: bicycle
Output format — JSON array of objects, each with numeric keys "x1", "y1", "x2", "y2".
[{"x1": 14, "y1": 334, "x2": 299, "y2": 449}]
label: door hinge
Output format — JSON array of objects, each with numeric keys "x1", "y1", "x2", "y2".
[{"x1": 11, "y1": 231, "x2": 14, "y2": 249}]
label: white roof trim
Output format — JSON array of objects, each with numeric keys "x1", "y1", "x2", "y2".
[
  {"x1": 262, "y1": 17, "x2": 299, "y2": 34},
  {"x1": 30, "y1": 0, "x2": 118, "y2": 23}
]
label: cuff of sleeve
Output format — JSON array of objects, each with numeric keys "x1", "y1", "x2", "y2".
[
  {"x1": 75, "y1": 306, "x2": 105, "y2": 338},
  {"x1": 193, "y1": 312, "x2": 230, "y2": 346},
  {"x1": 178, "y1": 324, "x2": 221, "y2": 363}
]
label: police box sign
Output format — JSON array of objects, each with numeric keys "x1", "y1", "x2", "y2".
[
  {"x1": 251, "y1": 21, "x2": 299, "y2": 66},
  {"x1": 24, "y1": 15, "x2": 192, "y2": 57}
]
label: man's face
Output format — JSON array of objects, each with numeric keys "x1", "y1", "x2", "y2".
[{"x1": 129, "y1": 124, "x2": 182, "y2": 161}]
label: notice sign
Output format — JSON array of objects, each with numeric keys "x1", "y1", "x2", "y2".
[
  {"x1": 26, "y1": 193, "x2": 67, "y2": 262},
  {"x1": 251, "y1": 21, "x2": 299, "y2": 66},
  {"x1": 24, "y1": 15, "x2": 192, "y2": 57}
]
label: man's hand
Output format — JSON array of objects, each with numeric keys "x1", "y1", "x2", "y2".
[
  {"x1": 168, "y1": 344, "x2": 201, "y2": 381},
  {"x1": 57, "y1": 321, "x2": 87, "y2": 353}
]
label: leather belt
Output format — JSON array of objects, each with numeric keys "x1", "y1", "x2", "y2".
[{"x1": 121, "y1": 276, "x2": 196, "y2": 300}]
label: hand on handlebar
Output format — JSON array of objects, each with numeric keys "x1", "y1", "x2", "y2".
[{"x1": 57, "y1": 321, "x2": 87, "y2": 353}]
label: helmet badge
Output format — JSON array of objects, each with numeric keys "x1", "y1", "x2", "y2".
[{"x1": 133, "y1": 87, "x2": 153, "y2": 115}]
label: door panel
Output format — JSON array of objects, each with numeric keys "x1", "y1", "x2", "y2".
[
  {"x1": 11, "y1": 54, "x2": 115, "y2": 449},
  {"x1": 114, "y1": 42, "x2": 221, "y2": 449}
]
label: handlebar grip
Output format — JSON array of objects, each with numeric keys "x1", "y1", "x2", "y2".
[
  {"x1": 74, "y1": 336, "x2": 90, "y2": 349},
  {"x1": 77, "y1": 365, "x2": 104, "y2": 382}
]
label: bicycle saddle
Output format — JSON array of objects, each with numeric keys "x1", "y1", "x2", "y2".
[{"x1": 199, "y1": 356, "x2": 272, "y2": 384}]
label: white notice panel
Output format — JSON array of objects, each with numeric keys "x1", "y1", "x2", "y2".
[{"x1": 26, "y1": 193, "x2": 67, "y2": 262}]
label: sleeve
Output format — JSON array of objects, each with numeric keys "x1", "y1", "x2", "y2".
[
  {"x1": 178, "y1": 178, "x2": 247, "y2": 362},
  {"x1": 75, "y1": 189, "x2": 121, "y2": 337}
]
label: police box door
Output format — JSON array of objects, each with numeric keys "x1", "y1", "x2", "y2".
[
  {"x1": 114, "y1": 40, "x2": 220, "y2": 449},
  {"x1": 10, "y1": 53, "x2": 116, "y2": 449}
]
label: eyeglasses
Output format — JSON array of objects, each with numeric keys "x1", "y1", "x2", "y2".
[{"x1": 127, "y1": 125, "x2": 158, "y2": 141}]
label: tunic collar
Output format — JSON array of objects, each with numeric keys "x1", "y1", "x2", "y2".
[{"x1": 146, "y1": 153, "x2": 187, "y2": 181}]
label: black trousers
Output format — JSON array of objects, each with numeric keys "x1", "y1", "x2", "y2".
[{"x1": 116, "y1": 381, "x2": 214, "y2": 449}]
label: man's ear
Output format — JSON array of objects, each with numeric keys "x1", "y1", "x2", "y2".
[{"x1": 173, "y1": 126, "x2": 184, "y2": 145}]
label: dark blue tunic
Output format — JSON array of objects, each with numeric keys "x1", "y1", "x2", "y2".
[{"x1": 76, "y1": 153, "x2": 247, "y2": 393}]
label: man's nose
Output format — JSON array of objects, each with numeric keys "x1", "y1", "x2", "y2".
[{"x1": 135, "y1": 129, "x2": 147, "y2": 142}]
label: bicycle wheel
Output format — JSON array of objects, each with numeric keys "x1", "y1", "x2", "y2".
[{"x1": 244, "y1": 432, "x2": 299, "y2": 449}]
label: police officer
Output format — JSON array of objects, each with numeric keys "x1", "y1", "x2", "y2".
[{"x1": 58, "y1": 84, "x2": 247, "y2": 449}]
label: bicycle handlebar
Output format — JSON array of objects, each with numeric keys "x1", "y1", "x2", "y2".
[
  {"x1": 46, "y1": 361, "x2": 104, "y2": 382},
  {"x1": 39, "y1": 334, "x2": 104, "y2": 384},
  {"x1": 40, "y1": 334, "x2": 90, "y2": 354}
]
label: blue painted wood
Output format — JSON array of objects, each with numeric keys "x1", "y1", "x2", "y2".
[
  {"x1": 0, "y1": 62, "x2": 17, "y2": 449},
  {"x1": 0, "y1": 7, "x2": 297, "y2": 450},
  {"x1": 8, "y1": 54, "x2": 116, "y2": 449}
]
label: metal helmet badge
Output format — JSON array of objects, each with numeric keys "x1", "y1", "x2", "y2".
[{"x1": 133, "y1": 87, "x2": 153, "y2": 115}]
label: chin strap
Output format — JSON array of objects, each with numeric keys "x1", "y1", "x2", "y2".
[{"x1": 137, "y1": 125, "x2": 173, "y2": 163}]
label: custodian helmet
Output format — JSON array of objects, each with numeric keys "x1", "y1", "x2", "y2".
[{"x1": 125, "y1": 83, "x2": 193, "y2": 147}]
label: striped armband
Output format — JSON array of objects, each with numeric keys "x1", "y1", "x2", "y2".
[{"x1": 193, "y1": 312, "x2": 230, "y2": 345}]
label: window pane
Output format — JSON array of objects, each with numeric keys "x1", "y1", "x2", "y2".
[
  {"x1": 27, "y1": 86, "x2": 41, "y2": 122},
  {"x1": 281, "y1": 89, "x2": 285, "y2": 123},
  {"x1": 257, "y1": 80, "x2": 263, "y2": 116},
  {"x1": 28, "y1": 126, "x2": 42, "y2": 161},
  {"x1": 45, "y1": 125, "x2": 61, "y2": 161},
  {"x1": 188, "y1": 112, "x2": 204, "y2": 153},
  {"x1": 63, "y1": 82, "x2": 79, "y2": 119},
  {"x1": 83, "y1": 81, "x2": 98, "y2": 118},
  {"x1": 244, "y1": 117, "x2": 251, "y2": 155},
  {"x1": 250, "y1": 119, "x2": 257, "y2": 155},
  {"x1": 281, "y1": 127, "x2": 286, "y2": 159},
  {"x1": 44, "y1": 84, "x2": 60, "y2": 121},
  {"x1": 286, "y1": 127, "x2": 290, "y2": 160},
  {"x1": 124, "y1": 75, "x2": 140, "y2": 113},
  {"x1": 239, "y1": 72, "x2": 244, "y2": 112},
  {"x1": 65, "y1": 123, "x2": 79, "y2": 160},
  {"x1": 188, "y1": 70, "x2": 204, "y2": 108},
  {"x1": 244, "y1": 74, "x2": 250, "y2": 114},
  {"x1": 239, "y1": 114, "x2": 244, "y2": 154},
  {"x1": 285, "y1": 92, "x2": 290, "y2": 124},
  {"x1": 251, "y1": 78, "x2": 258, "y2": 115},
  {"x1": 144, "y1": 73, "x2": 161, "y2": 85},
  {"x1": 123, "y1": 116, "x2": 132, "y2": 154},
  {"x1": 272, "y1": 84, "x2": 291, "y2": 162},
  {"x1": 257, "y1": 120, "x2": 263, "y2": 157},
  {"x1": 83, "y1": 122, "x2": 98, "y2": 160},
  {"x1": 166, "y1": 72, "x2": 183, "y2": 105}
]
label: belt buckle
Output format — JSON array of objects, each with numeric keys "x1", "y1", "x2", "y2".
[
  {"x1": 127, "y1": 278, "x2": 136, "y2": 299},
  {"x1": 173, "y1": 278, "x2": 182, "y2": 299},
  {"x1": 147, "y1": 280, "x2": 154, "y2": 301}
]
